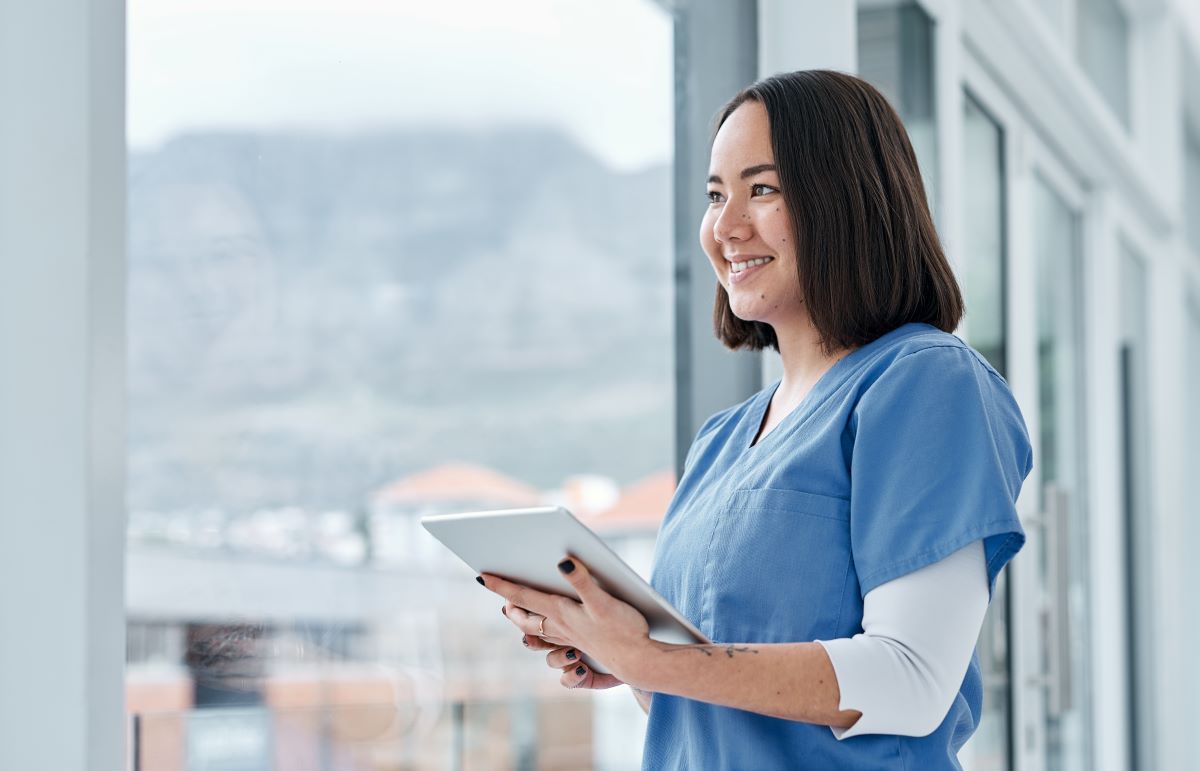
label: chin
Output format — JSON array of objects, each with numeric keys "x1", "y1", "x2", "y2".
[{"x1": 728, "y1": 302, "x2": 769, "y2": 324}]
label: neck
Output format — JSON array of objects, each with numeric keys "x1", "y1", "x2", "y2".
[{"x1": 771, "y1": 312, "x2": 852, "y2": 400}]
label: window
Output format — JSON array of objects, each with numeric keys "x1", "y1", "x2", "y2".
[
  {"x1": 1076, "y1": 0, "x2": 1131, "y2": 129},
  {"x1": 959, "y1": 91, "x2": 1011, "y2": 771},
  {"x1": 126, "y1": 1, "x2": 675, "y2": 767},
  {"x1": 1118, "y1": 244, "x2": 1156, "y2": 771},
  {"x1": 1033, "y1": 173, "x2": 1094, "y2": 771},
  {"x1": 961, "y1": 93, "x2": 1007, "y2": 373},
  {"x1": 857, "y1": 0, "x2": 940, "y2": 222},
  {"x1": 1185, "y1": 127, "x2": 1200, "y2": 258},
  {"x1": 1187, "y1": 290, "x2": 1200, "y2": 756}
]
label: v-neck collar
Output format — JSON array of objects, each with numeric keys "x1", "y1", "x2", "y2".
[{"x1": 743, "y1": 323, "x2": 925, "y2": 451}]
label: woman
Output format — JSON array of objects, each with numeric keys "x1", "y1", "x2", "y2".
[{"x1": 479, "y1": 70, "x2": 1032, "y2": 769}]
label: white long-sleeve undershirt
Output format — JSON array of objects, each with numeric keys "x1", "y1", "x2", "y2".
[{"x1": 815, "y1": 539, "x2": 989, "y2": 740}]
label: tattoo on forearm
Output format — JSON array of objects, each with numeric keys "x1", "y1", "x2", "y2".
[{"x1": 662, "y1": 644, "x2": 760, "y2": 658}]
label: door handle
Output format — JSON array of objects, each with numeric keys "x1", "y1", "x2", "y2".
[{"x1": 1040, "y1": 481, "x2": 1073, "y2": 717}]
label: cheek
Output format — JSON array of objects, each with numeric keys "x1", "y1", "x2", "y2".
[{"x1": 763, "y1": 215, "x2": 794, "y2": 252}]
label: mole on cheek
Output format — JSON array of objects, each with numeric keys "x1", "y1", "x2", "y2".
[{"x1": 761, "y1": 294, "x2": 765, "y2": 299}]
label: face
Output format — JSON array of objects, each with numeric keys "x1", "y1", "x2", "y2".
[{"x1": 700, "y1": 100, "x2": 804, "y2": 326}]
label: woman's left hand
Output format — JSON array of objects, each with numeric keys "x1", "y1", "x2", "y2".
[{"x1": 480, "y1": 555, "x2": 653, "y2": 687}]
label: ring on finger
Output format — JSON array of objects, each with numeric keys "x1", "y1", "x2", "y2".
[{"x1": 537, "y1": 615, "x2": 548, "y2": 639}]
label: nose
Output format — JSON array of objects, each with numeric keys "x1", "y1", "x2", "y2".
[{"x1": 712, "y1": 197, "x2": 753, "y2": 245}]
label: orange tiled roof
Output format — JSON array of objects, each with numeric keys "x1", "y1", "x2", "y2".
[
  {"x1": 589, "y1": 470, "x2": 675, "y2": 532},
  {"x1": 372, "y1": 462, "x2": 542, "y2": 508}
]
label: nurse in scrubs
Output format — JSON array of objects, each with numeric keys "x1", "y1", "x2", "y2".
[{"x1": 480, "y1": 69, "x2": 1032, "y2": 770}]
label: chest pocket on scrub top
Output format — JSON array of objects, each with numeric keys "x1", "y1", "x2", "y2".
[{"x1": 704, "y1": 487, "x2": 852, "y2": 644}]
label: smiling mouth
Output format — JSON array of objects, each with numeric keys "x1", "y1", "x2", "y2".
[{"x1": 729, "y1": 256, "x2": 774, "y2": 273}]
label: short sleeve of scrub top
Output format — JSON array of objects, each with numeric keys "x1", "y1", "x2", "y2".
[{"x1": 643, "y1": 322, "x2": 1033, "y2": 771}]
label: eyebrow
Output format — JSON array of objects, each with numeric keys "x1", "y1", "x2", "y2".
[{"x1": 706, "y1": 164, "x2": 777, "y2": 185}]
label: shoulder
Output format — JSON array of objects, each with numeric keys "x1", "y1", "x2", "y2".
[
  {"x1": 856, "y1": 323, "x2": 1010, "y2": 396},
  {"x1": 845, "y1": 323, "x2": 1027, "y2": 445},
  {"x1": 870, "y1": 323, "x2": 1000, "y2": 376},
  {"x1": 847, "y1": 324, "x2": 1032, "y2": 472}
]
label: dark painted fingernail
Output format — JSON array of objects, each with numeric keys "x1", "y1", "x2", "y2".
[
  {"x1": 501, "y1": 607, "x2": 507, "y2": 616},
  {"x1": 475, "y1": 576, "x2": 484, "y2": 586},
  {"x1": 575, "y1": 665, "x2": 586, "y2": 676},
  {"x1": 558, "y1": 559, "x2": 575, "y2": 574},
  {"x1": 521, "y1": 635, "x2": 529, "y2": 647},
  {"x1": 566, "y1": 649, "x2": 577, "y2": 661}
]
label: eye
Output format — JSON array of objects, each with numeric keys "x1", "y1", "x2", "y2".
[{"x1": 705, "y1": 183, "x2": 778, "y2": 204}]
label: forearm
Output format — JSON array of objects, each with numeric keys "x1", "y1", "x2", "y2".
[
  {"x1": 630, "y1": 685, "x2": 653, "y2": 715},
  {"x1": 628, "y1": 640, "x2": 861, "y2": 728}
]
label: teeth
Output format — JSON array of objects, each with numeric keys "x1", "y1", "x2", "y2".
[{"x1": 730, "y1": 256, "x2": 773, "y2": 273}]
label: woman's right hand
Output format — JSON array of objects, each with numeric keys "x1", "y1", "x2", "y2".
[{"x1": 516, "y1": 623, "x2": 625, "y2": 690}]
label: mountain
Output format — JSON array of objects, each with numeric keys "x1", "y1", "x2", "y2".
[{"x1": 127, "y1": 126, "x2": 675, "y2": 513}]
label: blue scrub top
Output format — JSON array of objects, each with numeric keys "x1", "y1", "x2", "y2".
[{"x1": 643, "y1": 322, "x2": 1033, "y2": 770}]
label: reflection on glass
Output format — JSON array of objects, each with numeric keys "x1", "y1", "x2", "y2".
[
  {"x1": 958, "y1": 90, "x2": 1010, "y2": 771},
  {"x1": 1119, "y1": 245, "x2": 1155, "y2": 771},
  {"x1": 1033, "y1": 0, "x2": 1067, "y2": 37},
  {"x1": 962, "y1": 93, "x2": 1006, "y2": 373},
  {"x1": 126, "y1": 1, "x2": 675, "y2": 768},
  {"x1": 857, "y1": 1, "x2": 940, "y2": 221},
  {"x1": 1185, "y1": 130, "x2": 1200, "y2": 258},
  {"x1": 1076, "y1": 0, "x2": 1131, "y2": 129},
  {"x1": 1188, "y1": 294, "x2": 1200, "y2": 746},
  {"x1": 1033, "y1": 174, "x2": 1092, "y2": 771}
]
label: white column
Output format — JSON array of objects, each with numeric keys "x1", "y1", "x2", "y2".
[
  {"x1": 757, "y1": 0, "x2": 855, "y2": 76},
  {"x1": 0, "y1": 0, "x2": 126, "y2": 769},
  {"x1": 1081, "y1": 190, "x2": 1132, "y2": 771},
  {"x1": 1144, "y1": 237, "x2": 1191, "y2": 771},
  {"x1": 673, "y1": 0, "x2": 761, "y2": 466},
  {"x1": 1128, "y1": 5, "x2": 1181, "y2": 219}
]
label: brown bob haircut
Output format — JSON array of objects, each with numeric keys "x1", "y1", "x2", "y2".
[{"x1": 711, "y1": 69, "x2": 963, "y2": 355}]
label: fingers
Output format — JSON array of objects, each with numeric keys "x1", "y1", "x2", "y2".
[
  {"x1": 545, "y1": 646, "x2": 581, "y2": 669},
  {"x1": 479, "y1": 573, "x2": 561, "y2": 617},
  {"x1": 554, "y1": 662, "x2": 623, "y2": 690},
  {"x1": 560, "y1": 662, "x2": 592, "y2": 689},
  {"x1": 504, "y1": 602, "x2": 554, "y2": 638},
  {"x1": 521, "y1": 633, "x2": 556, "y2": 651},
  {"x1": 503, "y1": 604, "x2": 568, "y2": 645},
  {"x1": 555, "y1": 554, "x2": 607, "y2": 607}
]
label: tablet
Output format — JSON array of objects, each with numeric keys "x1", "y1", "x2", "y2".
[{"x1": 420, "y1": 506, "x2": 711, "y2": 674}]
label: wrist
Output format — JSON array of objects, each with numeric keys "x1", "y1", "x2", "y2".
[{"x1": 617, "y1": 637, "x2": 669, "y2": 692}]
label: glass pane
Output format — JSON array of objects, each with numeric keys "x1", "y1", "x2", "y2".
[
  {"x1": 857, "y1": 1, "x2": 940, "y2": 222},
  {"x1": 126, "y1": 1, "x2": 675, "y2": 768},
  {"x1": 1076, "y1": 0, "x2": 1131, "y2": 129},
  {"x1": 1034, "y1": 0, "x2": 1067, "y2": 37},
  {"x1": 1185, "y1": 129, "x2": 1200, "y2": 258},
  {"x1": 1033, "y1": 174, "x2": 1093, "y2": 771},
  {"x1": 957, "y1": 91, "x2": 1010, "y2": 771},
  {"x1": 1188, "y1": 293, "x2": 1200, "y2": 753},
  {"x1": 1119, "y1": 245, "x2": 1156, "y2": 771},
  {"x1": 961, "y1": 93, "x2": 1007, "y2": 373}
]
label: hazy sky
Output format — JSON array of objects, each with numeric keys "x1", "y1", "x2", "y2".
[{"x1": 127, "y1": 0, "x2": 674, "y2": 171}]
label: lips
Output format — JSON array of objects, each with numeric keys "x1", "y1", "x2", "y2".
[{"x1": 727, "y1": 255, "x2": 774, "y2": 285}]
